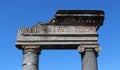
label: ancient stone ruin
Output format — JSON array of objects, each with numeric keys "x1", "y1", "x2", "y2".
[{"x1": 16, "y1": 10, "x2": 104, "y2": 70}]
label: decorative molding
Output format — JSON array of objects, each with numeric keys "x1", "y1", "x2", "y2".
[
  {"x1": 49, "y1": 17, "x2": 103, "y2": 26},
  {"x1": 47, "y1": 10, "x2": 104, "y2": 26},
  {"x1": 22, "y1": 46, "x2": 41, "y2": 54},
  {"x1": 18, "y1": 25, "x2": 97, "y2": 35},
  {"x1": 77, "y1": 44, "x2": 101, "y2": 53}
]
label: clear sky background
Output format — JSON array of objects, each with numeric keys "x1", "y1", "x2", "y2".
[{"x1": 0, "y1": 0, "x2": 120, "y2": 70}]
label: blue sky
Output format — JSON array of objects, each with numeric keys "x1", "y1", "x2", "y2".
[{"x1": 0, "y1": 0, "x2": 120, "y2": 70}]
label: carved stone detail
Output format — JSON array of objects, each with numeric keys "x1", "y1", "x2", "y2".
[
  {"x1": 95, "y1": 47, "x2": 102, "y2": 52},
  {"x1": 77, "y1": 44, "x2": 101, "y2": 53},
  {"x1": 77, "y1": 46, "x2": 85, "y2": 52},
  {"x1": 22, "y1": 46, "x2": 41, "y2": 54},
  {"x1": 49, "y1": 17, "x2": 102, "y2": 26},
  {"x1": 18, "y1": 25, "x2": 97, "y2": 34}
]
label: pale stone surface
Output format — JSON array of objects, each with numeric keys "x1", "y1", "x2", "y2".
[{"x1": 18, "y1": 26, "x2": 97, "y2": 34}]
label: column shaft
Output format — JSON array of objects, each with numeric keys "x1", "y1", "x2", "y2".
[
  {"x1": 23, "y1": 52, "x2": 39, "y2": 70},
  {"x1": 81, "y1": 49, "x2": 98, "y2": 70},
  {"x1": 22, "y1": 46, "x2": 41, "y2": 70}
]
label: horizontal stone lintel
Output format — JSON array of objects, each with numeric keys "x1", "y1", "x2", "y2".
[
  {"x1": 16, "y1": 42, "x2": 99, "y2": 49},
  {"x1": 17, "y1": 35, "x2": 98, "y2": 42},
  {"x1": 16, "y1": 33, "x2": 98, "y2": 49},
  {"x1": 21, "y1": 32, "x2": 97, "y2": 36}
]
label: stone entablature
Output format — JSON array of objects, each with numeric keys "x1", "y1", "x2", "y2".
[{"x1": 16, "y1": 10, "x2": 104, "y2": 50}]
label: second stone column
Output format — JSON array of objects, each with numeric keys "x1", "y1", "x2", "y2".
[{"x1": 78, "y1": 45, "x2": 101, "y2": 70}]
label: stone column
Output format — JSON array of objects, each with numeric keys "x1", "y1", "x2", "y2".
[
  {"x1": 77, "y1": 45, "x2": 101, "y2": 70},
  {"x1": 22, "y1": 46, "x2": 41, "y2": 70}
]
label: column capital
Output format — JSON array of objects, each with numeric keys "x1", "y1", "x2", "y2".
[
  {"x1": 77, "y1": 44, "x2": 101, "y2": 53},
  {"x1": 22, "y1": 45, "x2": 41, "y2": 54}
]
